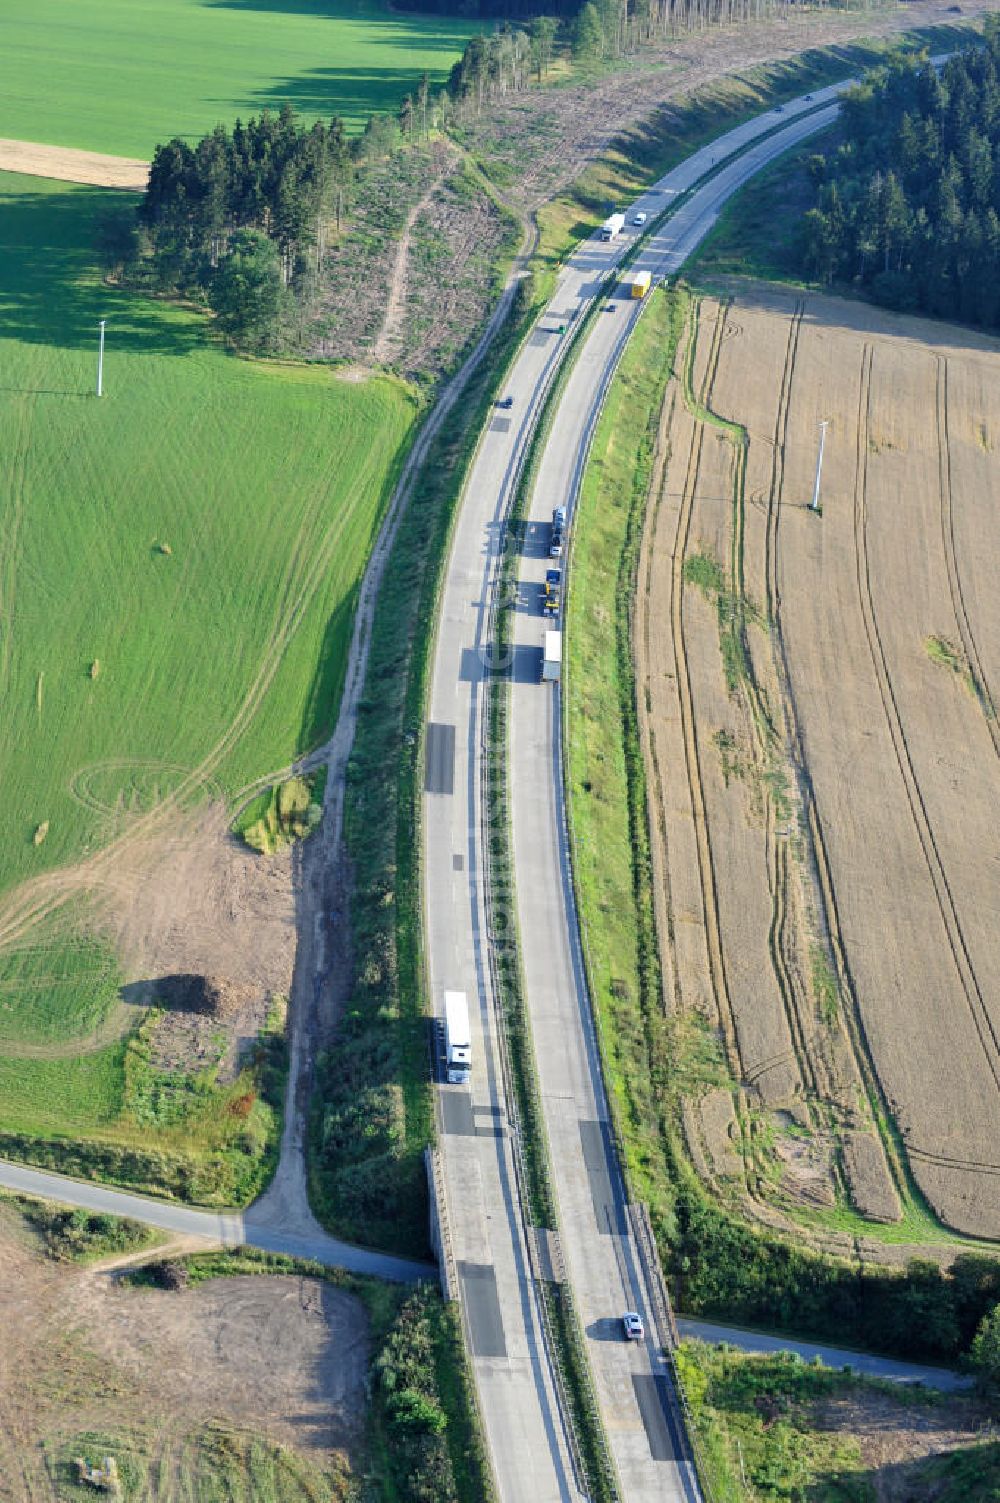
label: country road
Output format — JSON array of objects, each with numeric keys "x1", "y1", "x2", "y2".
[
  {"x1": 675, "y1": 1319, "x2": 976, "y2": 1393},
  {"x1": 0, "y1": 1158, "x2": 433, "y2": 1282}
]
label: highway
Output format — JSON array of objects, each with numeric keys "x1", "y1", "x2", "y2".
[{"x1": 424, "y1": 78, "x2": 850, "y2": 1503}]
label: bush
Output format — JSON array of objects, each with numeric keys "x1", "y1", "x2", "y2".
[
  {"x1": 375, "y1": 1287, "x2": 459, "y2": 1501},
  {"x1": 17, "y1": 1201, "x2": 152, "y2": 1262}
]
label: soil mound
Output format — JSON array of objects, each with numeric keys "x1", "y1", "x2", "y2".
[{"x1": 151, "y1": 972, "x2": 254, "y2": 1018}]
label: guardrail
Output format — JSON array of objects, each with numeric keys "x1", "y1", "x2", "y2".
[{"x1": 425, "y1": 1146, "x2": 460, "y2": 1303}]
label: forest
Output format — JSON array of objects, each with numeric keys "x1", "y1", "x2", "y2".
[
  {"x1": 115, "y1": 107, "x2": 354, "y2": 348},
  {"x1": 803, "y1": 21, "x2": 1000, "y2": 325}
]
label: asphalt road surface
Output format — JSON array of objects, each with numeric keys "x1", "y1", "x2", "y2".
[
  {"x1": 676, "y1": 1319, "x2": 975, "y2": 1392},
  {"x1": 424, "y1": 78, "x2": 852, "y2": 1503},
  {"x1": 0, "y1": 1158, "x2": 432, "y2": 1283}
]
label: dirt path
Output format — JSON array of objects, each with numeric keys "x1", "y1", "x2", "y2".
[
  {"x1": 249, "y1": 227, "x2": 534, "y2": 1238},
  {"x1": 0, "y1": 139, "x2": 148, "y2": 190},
  {"x1": 371, "y1": 156, "x2": 455, "y2": 367}
]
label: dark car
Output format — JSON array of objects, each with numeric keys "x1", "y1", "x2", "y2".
[{"x1": 497, "y1": 395, "x2": 514, "y2": 410}]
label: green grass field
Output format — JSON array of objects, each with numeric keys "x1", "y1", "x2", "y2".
[
  {"x1": 0, "y1": 0, "x2": 477, "y2": 157},
  {"x1": 0, "y1": 169, "x2": 416, "y2": 1194}
]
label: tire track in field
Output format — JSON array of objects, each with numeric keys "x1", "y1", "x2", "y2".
[
  {"x1": 694, "y1": 299, "x2": 809, "y2": 1107},
  {"x1": 0, "y1": 452, "x2": 383, "y2": 952},
  {"x1": 754, "y1": 300, "x2": 820, "y2": 1102},
  {"x1": 671, "y1": 300, "x2": 747, "y2": 1093},
  {"x1": 762, "y1": 306, "x2": 917, "y2": 1211},
  {"x1": 0, "y1": 393, "x2": 32, "y2": 688},
  {"x1": 936, "y1": 357, "x2": 1000, "y2": 740},
  {"x1": 853, "y1": 343, "x2": 1000, "y2": 1098}
]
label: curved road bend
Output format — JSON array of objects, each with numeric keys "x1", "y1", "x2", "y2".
[
  {"x1": 0, "y1": 70, "x2": 930, "y2": 1495},
  {"x1": 424, "y1": 81, "x2": 851, "y2": 1503},
  {"x1": 510, "y1": 92, "x2": 847, "y2": 1503}
]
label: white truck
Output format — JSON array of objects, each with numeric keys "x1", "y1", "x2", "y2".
[
  {"x1": 600, "y1": 212, "x2": 626, "y2": 241},
  {"x1": 541, "y1": 629, "x2": 562, "y2": 683},
  {"x1": 444, "y1": 990, "x2": 471, "y2": 1084}
]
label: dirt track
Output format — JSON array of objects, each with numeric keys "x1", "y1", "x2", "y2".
[
  {"x1": 639, "y1": 285, "x2": 1000, "y2": 1240},
  {"x1": 0, "y1": 139, "x2": 148, "y2": 190}
]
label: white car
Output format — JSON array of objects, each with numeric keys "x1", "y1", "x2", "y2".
[
  {"x1": 632, "y1": 211, "x2": 647, "y2": 226},
  {"x1": 623, "y1": 1311, "x2": 644, "y2": 1341}
]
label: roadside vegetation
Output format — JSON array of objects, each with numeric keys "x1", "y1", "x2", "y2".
[
  {"x1": 132, "y1": 1248, "x2": 492, "y2": 1503},
  {"x1": 1, "y1": 1191, "x2": 159, "y2": 1263},
  {"x1": 676, "y1": 1340, "x2": 1000, "y2": 1501},
  {"x1": 690, "y1": 136, "x2": 823, "y2": 283},
  {"x1": 308, "y1": 216, "x2": 522, "y2": 1256}
]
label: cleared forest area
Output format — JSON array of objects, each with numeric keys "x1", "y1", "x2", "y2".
[{"x1": 638, "y1": 285, "x2": 1000, "y2": 1242}]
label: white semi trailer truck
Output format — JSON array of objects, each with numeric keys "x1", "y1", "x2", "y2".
[{"x1": 444, "y1": 990, "x2": 471, "y2": 1084}]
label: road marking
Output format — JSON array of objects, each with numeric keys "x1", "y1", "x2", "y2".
[
  {"x1": 441, "y1": 1089, "x2": 477, "y2": 1137},
  {"x1": 631, "y1": 1374, "x2": 677, "y2": 1461}
]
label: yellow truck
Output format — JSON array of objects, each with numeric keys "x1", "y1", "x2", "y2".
[{"x1": 626, "y1": 269, "x2": 652, "y2": 299}]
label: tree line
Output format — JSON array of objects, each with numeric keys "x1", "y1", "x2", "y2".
[
  {"x1": 803, "y1": 21, "x2": 1000, "y2": 326},
  {"x1": 441, "y1": 0, "x2": 881, "y2": 112}
]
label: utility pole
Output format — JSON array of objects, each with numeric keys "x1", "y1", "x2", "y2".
[
  {"x1": 96, "y1": 319, "x2": 106, "y2": 397},
  {"x1": 810, "y1": 418, "x2": 829, "y2": 512}
]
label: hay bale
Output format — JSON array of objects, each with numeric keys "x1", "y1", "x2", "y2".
[
  {"x1": 89, "y1": 659, "x2": 100, "y2": 680},
  {"x1": 33, "y1": 821, "x2": 49, "y2": 846}
]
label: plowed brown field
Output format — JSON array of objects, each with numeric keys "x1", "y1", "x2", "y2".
[{"x1": 638, "y1": 285, "x2": 1000, "y2": 1239}]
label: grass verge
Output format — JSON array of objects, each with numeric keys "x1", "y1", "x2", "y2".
[
  {"x1": 564, "y1": 284, "x2": 683, "y2": 1217},
  {"x1": 689, "y1": 132, "x2": 829, "y2": 285}
]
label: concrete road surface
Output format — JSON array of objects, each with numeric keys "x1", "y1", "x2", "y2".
[
  {"x1": 424, "y1": 77, "x2": 853, "y2": 1503},
  {"x1": 676, "y1": 1318, "x2": 975, "y2": 1392},
  {"x1": 506, "y1": 90, "x2": 854, "y2": 1503}
]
